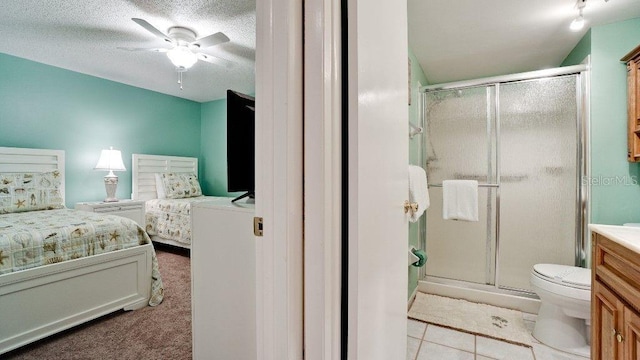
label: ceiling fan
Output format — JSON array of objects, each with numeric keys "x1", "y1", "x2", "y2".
[{"x1": 119, "y1": 18, "x2": 233, "y2": 73}]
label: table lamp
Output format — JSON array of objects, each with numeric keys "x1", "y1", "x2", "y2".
[{"x1": 94, "y1": 146, "x2": 126, "y2": 202}]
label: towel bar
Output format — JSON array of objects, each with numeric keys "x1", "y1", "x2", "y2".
[{"x1": 428, "y1": 183, "x2": 499, "y2": 188}]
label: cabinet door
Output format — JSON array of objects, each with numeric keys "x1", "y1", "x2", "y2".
[
  {"x1": 624, "y1": 306, "x2": 640, "y2": 359},
  {"x1": 191, "y1": 204, "x2": 256, "y2": 360},
  {"x1": 633, "y1": 59, "x2": 640, "y2": 128},
  {"x1": 593, "y1": 282, "x2": 624, "y2": 359},
  {"x1": 627, "y1": 57, "x2": 640, "y2": 161}
]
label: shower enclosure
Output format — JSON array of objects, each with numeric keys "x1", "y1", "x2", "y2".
[{"x1": 419, "y1": 65, "x2": 589, "y2": 302}]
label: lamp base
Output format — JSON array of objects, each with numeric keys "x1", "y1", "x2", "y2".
[{"x1": 104, "y1": 173, "x2": 119, "y2": 202}]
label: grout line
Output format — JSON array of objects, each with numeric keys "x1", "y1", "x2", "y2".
[
  {"x1": 474, "y1": 335, "x2": 477, "y2": 359},
  {"x1": 413, "y1": 337, "x2": 423, "y2": 360},
  {"x1": 421, "y1": 339, "x2": 475, "y2": 356}
]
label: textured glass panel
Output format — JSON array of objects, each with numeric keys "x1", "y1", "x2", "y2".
[
  {"x1": 425, "y1": 87, "x2": 490, "y2": 184},
  {"x1": 424, "y1": 87, "x2": 495, "y2": 284},
  {"x1": 497, "y1": 76, "x2": 578, "y2": 291},
  {"x1": 425, "y1": 187, "x2": 495, "y2": 284}
]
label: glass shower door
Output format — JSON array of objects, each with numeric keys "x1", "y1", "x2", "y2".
[
  {"x1": 424, "y1": 86, "x2": 497, "y2": 285},
  {"x1": 496, "y1": 76, "x2": 579, "y2": 292}
]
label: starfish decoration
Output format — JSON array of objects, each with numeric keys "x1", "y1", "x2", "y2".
[
  {"x1": 0, "y1": 249, "x2": 8, "y2": 266},
  {"x1": 109, "y1": 231, "x2": 120, "y2": 242},
  {"x1": 52, "y1": 171, "x2": 60, "y2": 178},
  {"x1": 15, "y1": 199, "x2": 25, "y2": 208}
]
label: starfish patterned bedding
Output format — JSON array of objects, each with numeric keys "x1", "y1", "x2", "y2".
[
  {"x1": 145, "y1": 196, "x2": 228, "y2": 245},
  {"x1": 0, "y1": 209, "x2": 164, "y2": 306}
]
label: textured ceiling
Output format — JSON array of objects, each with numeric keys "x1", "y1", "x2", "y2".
[
  {"x1": 0, "y1": 0, "x2": 255, "y2": 103},
  {"x1": 408, "y1": 0, "x2": 640, "y2": 86},
  {"x1": 2, "y1": 1, "x2": 638, "y2": 102}
]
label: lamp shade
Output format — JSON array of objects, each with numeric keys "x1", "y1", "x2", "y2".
[{"x1": 94, "y1": 147, "x2": 126, "y2": 171}]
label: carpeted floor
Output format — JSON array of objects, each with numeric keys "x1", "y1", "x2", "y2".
[
  {"x1": 408, "y1": 292, "x2": 533, "y2": 347},
  {"x1": 4, "y1": 245, "x2": 192, "y2": 360}
]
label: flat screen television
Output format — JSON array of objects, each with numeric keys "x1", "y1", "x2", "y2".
[{"x1": 226, "y1": 89, "x2": 256, "y2": 202}]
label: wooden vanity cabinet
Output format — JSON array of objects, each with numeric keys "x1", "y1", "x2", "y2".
[
  {"x1": 592, "y1": 232, "x2": 640, "y2": 359},
  {"x1": 623, "y1": 307, "x2": 640, "y2": 358},
  {"x1": 622, "y1": 44, "x2": 640, "y2": 162}
]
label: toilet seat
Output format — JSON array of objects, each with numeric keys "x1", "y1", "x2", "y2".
[
  {"x1": 533, "y1": 264, "x2": 591, "y2": 290},
  {"x1": 531, "y1": 264, "x2": 591, "y2": 301}
]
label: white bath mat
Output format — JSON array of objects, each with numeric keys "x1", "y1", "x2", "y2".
[{"x1": 408, "y1": 292, "x2": 533, "y2": 347}]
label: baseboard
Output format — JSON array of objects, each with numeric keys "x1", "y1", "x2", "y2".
[{"x1": 407, "y1": 286, "x2": 418, "y2": 310}]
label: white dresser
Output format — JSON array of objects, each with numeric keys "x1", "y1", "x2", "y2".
[{"x1": 191, "y1": 198, "x2": 256, "y2": 360}]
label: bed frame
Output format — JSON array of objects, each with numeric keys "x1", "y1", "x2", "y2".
[
  {"x1": 132, "y1": 153, "x2": 198, "y2": 248},
  {"x1": 0, "y1": 147, "x2": 153, "y2": 355}
]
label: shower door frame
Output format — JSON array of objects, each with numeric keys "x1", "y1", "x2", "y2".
[{"x1": 418, "y1": 63, "x2": 591, "y2": 297}]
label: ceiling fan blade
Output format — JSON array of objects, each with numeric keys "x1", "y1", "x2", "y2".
[
  {"x1": 192, "y1": 32, "x2": 230, "y2": 48},
  {"x1": 197, "y1": 53, "x2": 234, "y2": 68},
  {"x1": 117, "y1": 47, "x2": 169, "y2": 52},
  {"x1": 131, "y1": 18, "x2": 171, "y2": 43}
]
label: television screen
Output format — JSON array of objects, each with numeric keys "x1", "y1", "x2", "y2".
[{"x1": 226, "y1": 90, "x2": 255, "y2": 202}]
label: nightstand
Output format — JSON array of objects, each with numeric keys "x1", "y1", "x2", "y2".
[{"x1": 75, "y1": 199, "x2": 146, "y2": 226}]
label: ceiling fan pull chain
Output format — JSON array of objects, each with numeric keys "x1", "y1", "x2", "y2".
[{"x1": 178, "y1": 71, "x2": 184, "y2": 90}]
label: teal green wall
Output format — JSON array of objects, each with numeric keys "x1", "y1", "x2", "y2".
[
  {"x1": 0, "y1": 53, "x2": 202, "y2": 207},
  {"x1": 408, "y1": 48, "x2": 429, "y2": 299},
  {"x1": 590, "y1": 18, "x2": 640, "y2": 225},
  {"x1": 200, "y1": 98, "x2": 245, "y2": 197},
  {"x1": 561, "y1": 29, "x2": 591, "y2": 67},
  {"x1": 562, "y1": 18, "x2": 640, "y2": 225}
]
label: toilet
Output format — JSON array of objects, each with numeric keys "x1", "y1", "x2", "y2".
[{"x1": 530, "y1": 263, "x2": 591, "y2": 357}]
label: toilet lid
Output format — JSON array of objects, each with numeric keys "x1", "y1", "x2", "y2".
[{"x1": 532, "y1": 264, "x2": 591, "y2": 290}]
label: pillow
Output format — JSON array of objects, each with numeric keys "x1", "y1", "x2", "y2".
[
  {"x1": 155, "y1": 173, "x2": 202, "y2": 199},
  {"x1": 154, "y1": 173, "x2": 167, "y2": 199},
  {"x1": 0, "y1": 171, "x2": 65, "y2": 214}
]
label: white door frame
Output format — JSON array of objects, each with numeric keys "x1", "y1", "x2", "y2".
[
  {"x1": 302, "y1": 0, "x2": 409, "y2": 358},
  {"x1": 259, "y1": 0, "x2": 407, "y2": 358},
  {"x1": 346, "y1": 0, "x2": 409, "y2": 358},
  {"x1": 304, "y1": 0, "x2": 344, "y2": 358},
  {"x1": 254, "y1": 0, "x2": 304, "y2": 359}
]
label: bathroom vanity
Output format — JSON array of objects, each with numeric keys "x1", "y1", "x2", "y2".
[{"x1": 590, "y1": 224, "x2": 640, "y2": 360}]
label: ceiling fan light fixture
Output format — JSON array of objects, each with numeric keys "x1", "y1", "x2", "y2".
[
  {"x1": 167, "y1": 46, "x2": 198, "y2": 69},
  {"x1": 570, "y1": 0, "x2": 587, "y2": 32},
  {"x1": 570, "y1": 14, "x2": 585, "y2": 31}
]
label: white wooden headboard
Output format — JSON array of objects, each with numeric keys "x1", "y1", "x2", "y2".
[
  {"x1": 0, "y1": 147, "x2": 66, "y2": 203},
  {"x1": 131, "y1": 154, "x2": 199, "y2": 201}
]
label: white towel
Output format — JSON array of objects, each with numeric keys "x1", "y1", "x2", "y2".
[
  {"x1": 408, "y1": 165, "x2": 429, "y2": 222},
  {"x1": 442, "y1": 180, "x2": 479, "y2": 222}
]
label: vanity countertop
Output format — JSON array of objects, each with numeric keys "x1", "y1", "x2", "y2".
[{"x1": 590, "y1": 224, "x2": 640, "y2": 253}]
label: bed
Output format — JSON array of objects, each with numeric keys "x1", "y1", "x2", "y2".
[
  {"x1": 131, "y1": 153, "x2": 230, "y2": 249},
  {"x1": 0, "y1": 147, "x2": 163, "y2": 355}
]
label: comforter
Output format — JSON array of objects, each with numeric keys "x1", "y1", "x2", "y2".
[
  {"x1": 145, "y1": 196, "x2": 228, "y2": 245},
  {"x1": 0, "y1": 208, "x2": 163, "y2": 305}
]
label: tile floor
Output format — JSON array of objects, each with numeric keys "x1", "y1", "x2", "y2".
[{"x1": 407, "y1": 316, "x2": 590, "y2": 360}]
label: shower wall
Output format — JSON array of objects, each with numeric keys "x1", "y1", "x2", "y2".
[
  {"x1": 423, "y1": 74, "x2": 582, "y2": 293},
  {"x1": 408, "y1": 49, "x2": 429, "y2": 299}
]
